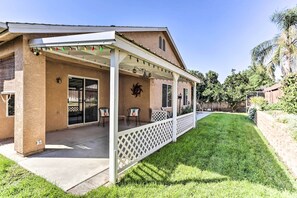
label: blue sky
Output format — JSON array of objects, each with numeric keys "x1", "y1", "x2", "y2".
[{"x1": 0, "y1": 0, "x2": 296, "y2": 81}]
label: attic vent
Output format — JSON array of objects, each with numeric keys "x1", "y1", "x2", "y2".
[{"x1": 159, "y1": 36, "x2": 166, "y2": 51}]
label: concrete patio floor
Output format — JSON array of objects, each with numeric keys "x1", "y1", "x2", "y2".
[
  {"x1": 0, "y1": 121, "x2": 141, "y2": 194},
  {"x1": 0, "y1": 113, "x2": 211, "y2": 195}
]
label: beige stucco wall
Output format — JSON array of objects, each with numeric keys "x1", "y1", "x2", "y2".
[
  {"x1": 150, "y1": 79, "x2": 192, "y2": 111},
  {"x1": 0, "y1": 32, "x2": 191, "y2": 156},
  {"x1": 0, "y1": 97, "x2": 14, "y2": 139},
  {"x1": 46, "y1": 60, "x2": 151, "y2": 132},
  {"x1": 119, "y1": 75, "x2": 150, "y2": 122},
  {"x1": 15, "y1": 35, "x2": 46, "y2": 156},
  {"x1": 0, "y1": 38, "x2": 19, "y2": 140},
  {"x1": 0, "y1": 35, "x2": 49, "y2": 156},
  {"x1": 122, "y1": 31, "x2": 183, "y2": 68},
  {"x1": 46, "y1": 59, "x2": 110, "y2": 132}
]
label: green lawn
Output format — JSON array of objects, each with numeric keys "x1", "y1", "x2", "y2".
[{"x1": 1, "y1": 113, "x2": 297, "y2": 197}]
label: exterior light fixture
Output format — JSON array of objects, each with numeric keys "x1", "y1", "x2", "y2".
[{"x1": 56, "y1": 77, "x2": 62, "y2": 84}]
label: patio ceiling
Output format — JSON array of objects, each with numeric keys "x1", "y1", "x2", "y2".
[{"x1": 29, "y1": 31, "x2": 200, "y2": 83}]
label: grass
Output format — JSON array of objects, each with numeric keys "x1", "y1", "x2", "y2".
[
  {"x1": 0, "y1": 154, "x2": 73, "y2": 198},
  {"x1": 0, "y1": 113, "x2": 296, "y2": 197}
]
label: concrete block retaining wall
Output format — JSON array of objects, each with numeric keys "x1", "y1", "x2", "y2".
[{"x1": 255, "y1": 111, "x2": 297, "y2": 178}]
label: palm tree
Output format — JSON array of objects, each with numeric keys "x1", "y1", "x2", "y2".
[{"x1": 251, "y1": 6, "x2": 297, "y2": 79}]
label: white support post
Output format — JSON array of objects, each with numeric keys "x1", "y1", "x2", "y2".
[
  {"x1": 172, "y1": 73, "x2": 179, "y2": 142},
  {"x1": 109, "y1": 49, "x2": 127, "y2": 184},
  {"x1": 193, "y1": 82, "x2": 197, "y2": 128}
]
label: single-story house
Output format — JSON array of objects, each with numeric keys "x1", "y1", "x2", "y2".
[{"x1": 0, "y1": 22, "x2": 200, "y2": 183}]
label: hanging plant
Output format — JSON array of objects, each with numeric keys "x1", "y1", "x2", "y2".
[{"x1": 131, "y1": 83, "x2": 143, "y2": 97}]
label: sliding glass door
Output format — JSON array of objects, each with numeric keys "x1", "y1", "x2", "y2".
[
  {"x1": 68, "y1": 77, "x2": 98, "y2": 125},
  {"x1": 85, "y1": 79, "x2": 98, "y2": 123}
]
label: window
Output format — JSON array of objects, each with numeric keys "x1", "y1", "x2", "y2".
[
  {"x1": 162, "y1": 84, "x2": 172, "y2": 107},
  {"x1": 183, "y1": 88, "x2": 188, "y2": 105},
  {"x1": 0, "y1": 55, "x2": 15, "y2": 92},
  {"x1": 158, "y1": 36, "x2": 166, "y2": 51},
  {"x1": 7, "y1": 95, "x2": 15, "y2": 116}
]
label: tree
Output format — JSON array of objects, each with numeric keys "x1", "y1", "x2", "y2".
[
  {"x1": 223, "y1": 70, "x2": 249, "y2": 112},
  {"x1": 280, "y1": 73, "x2": 297, "y2": 114},
  {"x1": 242, "y1": 64, "x2": 275, "y2": 90},
  {"x1": 251, "y1": 6, "x2": 297, "y2": 79},
  {"x1": 202, "y1": 71, "x2": 223, "y2": 110},
  {"x1": 188, "y1": 70, "x2": 207, "y2": 110}
]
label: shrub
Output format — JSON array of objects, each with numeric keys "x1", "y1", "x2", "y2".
[
  {"x1": 281, "y1": 73, "x2": 297, "y2": 114},
  {"x1": 248, "y1": 107, "x2": 257, "y2": 120},
  {"x1": 181, "y1": 106, "x2": 193, "y2": 115},
  {"x1": 250, "y1": 96, "x2": 267, "y2": 110},
  {"x1": 263, "y1": 102, "x2": 283, "y2": 111}
]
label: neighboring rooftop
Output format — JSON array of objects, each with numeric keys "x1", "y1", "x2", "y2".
[{"x1": 264, "y1": 83, "x2": 282, "y2": 92}]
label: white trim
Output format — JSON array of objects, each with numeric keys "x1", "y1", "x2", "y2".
[
  {"x1": 176, "y1": 112, "x2": 194, "y2": 138},
  {"x1": 164, "y1": 27, "x2": 186, "y2": 69},
  {"x1": 109, "y1": 49, "x2": 121, "y2": 183},
  {"x1": 114, "y1": 35, "x2": 200, "y2": 83},
  {"x1": 177, "y1": 112, "x2": 194, "y2": 119},
  {"x1": 193, "y1": 82, "x2": 197, "y2": 128},
  {"x1": 119, "y1": 118, "x2": 173, "y2": 136},
  {"x1": 28, "y1": 31, "x2": 201, "y2": 83},
  {"x1": 6, "y1": 94, "x2": 14, "y2": 118},
  {"x1": 0, "y1": 22, "x2": 7, "y2": 29},
  {"x1": 9, "y1": 22, "x2": 186, "y2": 68},
  {"x1": 1, "y1": 91, "x2": 15, "y2": 95},
  {"x1": 177, "y1": 126, "x2": 193, "y2": 138},
  {"x1": 161, "y1": 84, "x2": 172, "y2": 108},
  {"x1": 118, "y1": 118, "x2": 173, "y2": 173},
  {"x1": 67, "y1": 75, "x2": 100, "y2": 127},
  {"x1": 7, "y1": 22, "x2": 167, "y2": 34},
  {"x1": 29, "y1": 31, "x2": 116, "y2": 48},
  {"x1": 172, "y1": 73, "x2": 179, "y2": 142}
]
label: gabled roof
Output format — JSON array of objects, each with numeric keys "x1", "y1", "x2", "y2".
[
  {"x1": 29, "y1": 31, "x2": 200, "y2": 83},
  {"x1": 0, "y1": 22, "x2": 186, "y2": 69}
]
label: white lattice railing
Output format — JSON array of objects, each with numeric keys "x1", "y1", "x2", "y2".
[
  {"x1": 117, "y1": 118, "x2": 173, "y2": 172},
  {"x1": 151, "y1": 110, "x2": 168, "y2": 122},
  {"x1": 177, "y1": 112, "x2": 194, "y2": 137}
]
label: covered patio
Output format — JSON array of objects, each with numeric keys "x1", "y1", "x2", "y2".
[
  {"x1": 0, "y1": 112, "x2": 206, "y2": 194},
  {"x1": 19, "y1": 30, "x2": 200, "y2": 189},
  {"x1": 0, "y1": 122, "x2": 141, "y2": 194}
]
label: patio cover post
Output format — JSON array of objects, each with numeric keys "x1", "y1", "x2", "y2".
[
  {"x1": 193, "y1": 82, "x2": 197, "y2": 128},
  {"x1": 109, "y1": 49, "x2": 127, "y2": 184},
  {"x1": 172, "y1": 73, "x2": 180, "y2": 142}
]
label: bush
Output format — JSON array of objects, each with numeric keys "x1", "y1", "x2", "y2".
[
  {"x1": 181, "y1": 106, "x2": 193, "y2": 115},
  {"x1": 248, "y1": 107, "x2": 257, "y2": 120},
  {"x1": 263, "y1": 102, "x2": 283, "y2": 111},
  {"x1": 250, "y1": 96, "x2": 267, "y2": 110},
  {"x1": 281, "y1": 73, "x2": 297, "y2": 114}
]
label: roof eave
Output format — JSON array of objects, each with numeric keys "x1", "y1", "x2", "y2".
[
  {"x1": 5, "y1": 22, "x2": 168, "y2": 34},
  {"x1": 163, "y1": 27, "x2": 187, "y2": 69}
]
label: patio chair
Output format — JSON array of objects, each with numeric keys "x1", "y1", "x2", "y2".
[
  {"x1": 127, "y1": 107, "x2": 141, "y2": 126},
  {"x1": 98, "y1": 107, "x2": 109, "y2": 127}
]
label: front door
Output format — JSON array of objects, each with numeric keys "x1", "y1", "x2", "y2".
[{"x1": 68, "y1": 77, "x2": 98, "y2": 125}]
